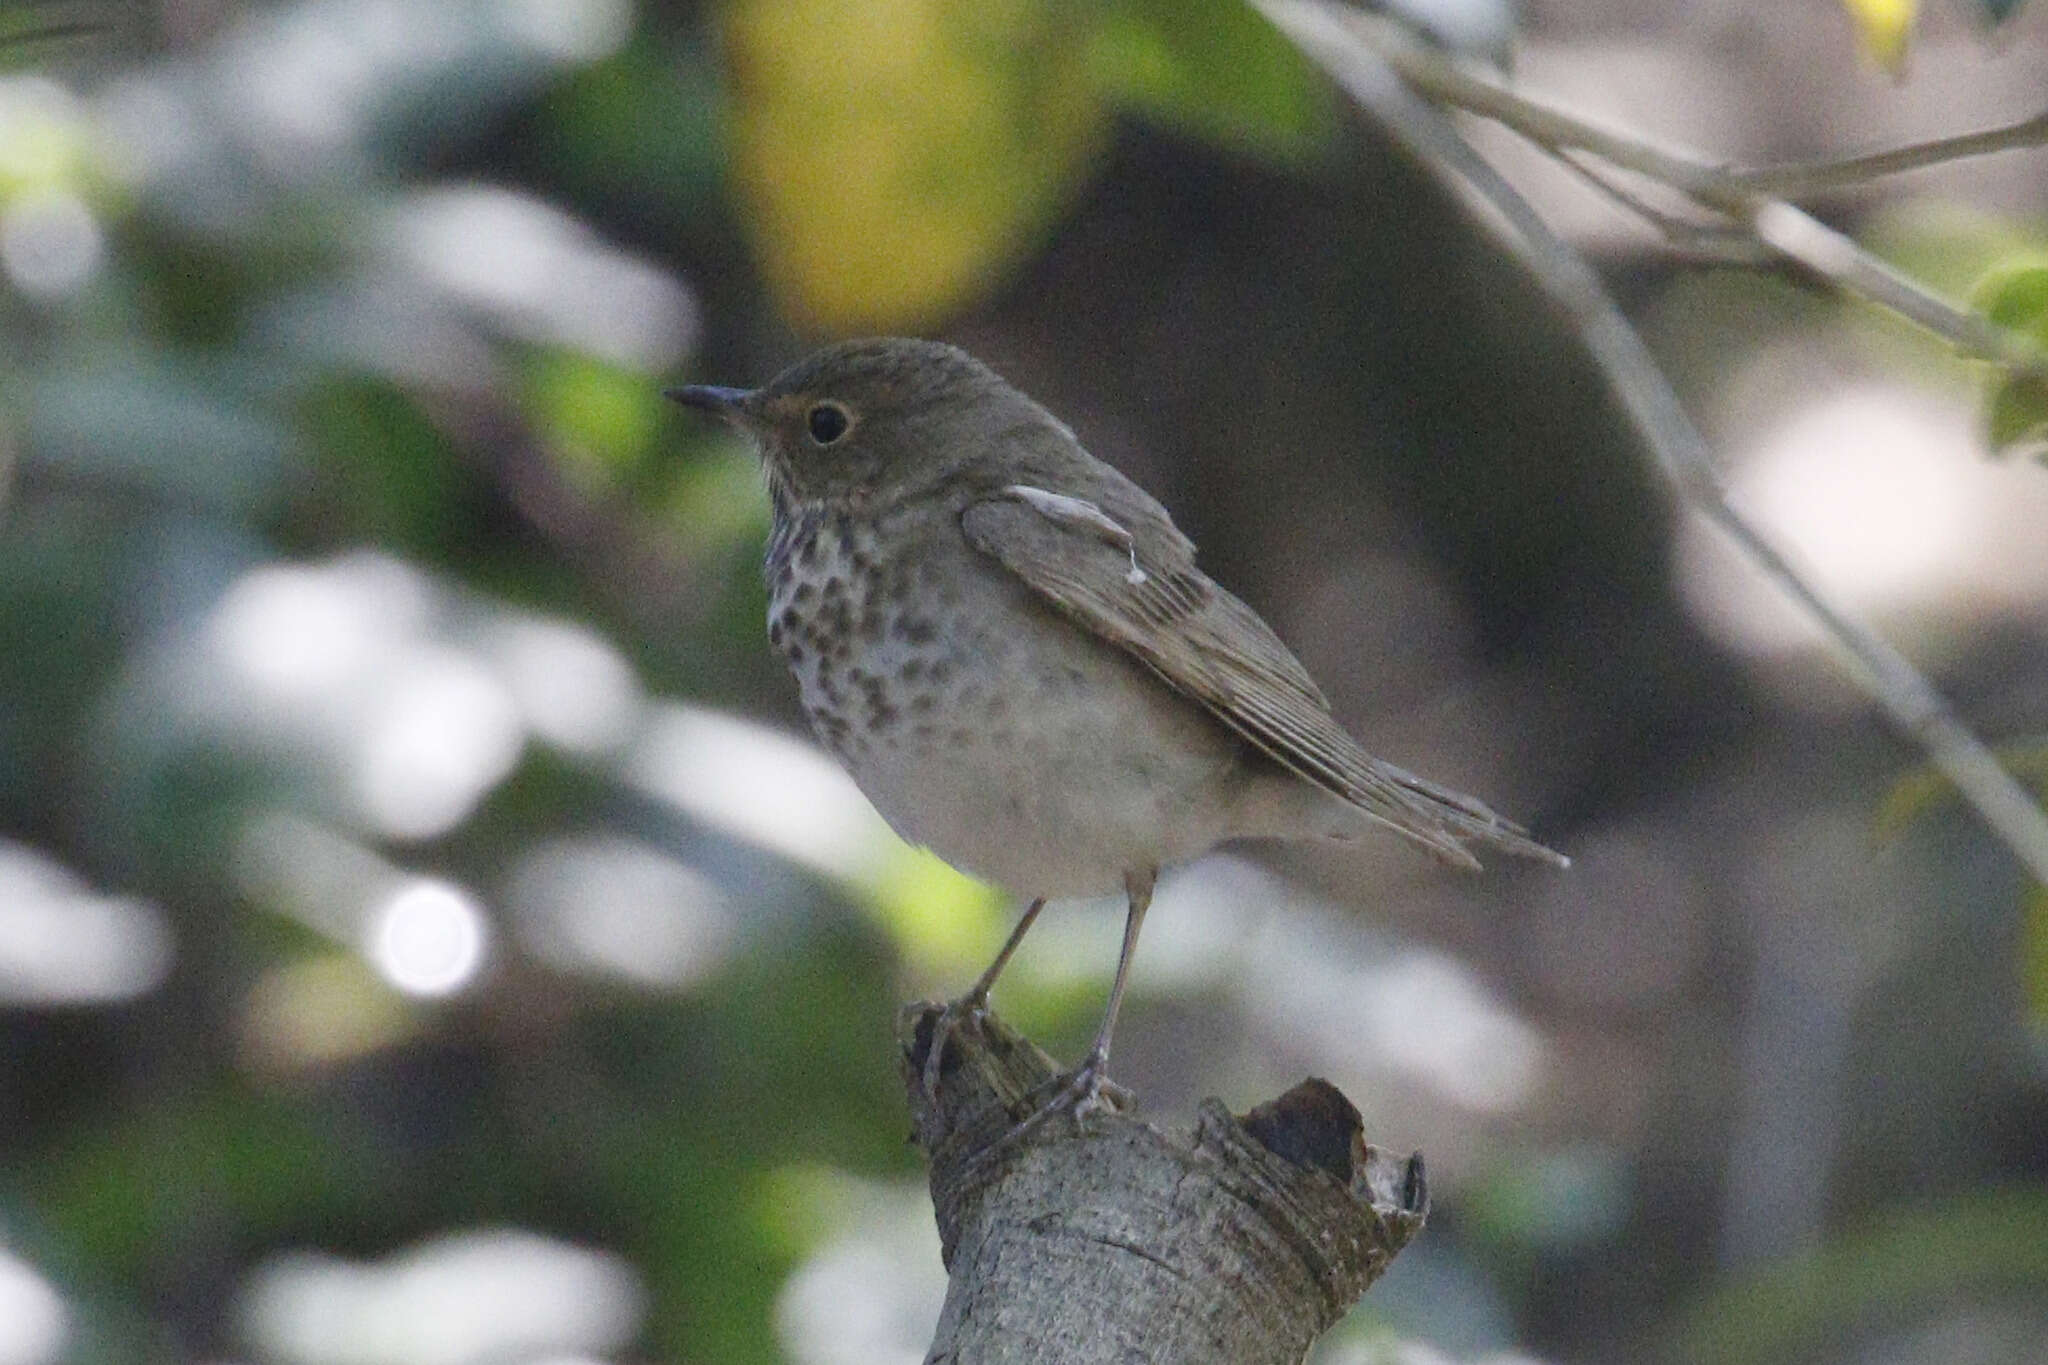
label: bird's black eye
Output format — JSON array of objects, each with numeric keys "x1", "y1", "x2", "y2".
[{"x1": 807, "y1": 403, "x2": 850, "y2": 445}]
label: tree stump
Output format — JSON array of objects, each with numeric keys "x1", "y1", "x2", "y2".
[{"x1": 901, "y1": 1003, "x2": 1429, "y2": 1364}]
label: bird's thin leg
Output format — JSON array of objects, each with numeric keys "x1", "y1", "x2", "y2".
[
  {"x1": 920, "y1": 897, "x2": 1047, "y2": 1097},
  {"x1": 1078, "y1": 867, "x2": 1155, "y2": 1086},
  {"x1": 965, "y1": 896, "x2": 1049, "y2": 1009},
  {"x1": 1004, "y1": 866, "x2": 1156, "y2": 1140}
]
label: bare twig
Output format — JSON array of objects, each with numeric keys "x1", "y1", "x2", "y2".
[
  {"x1": 1730, "y1": 109, "x2": 2048, "y2": 197},
  {"x1": 1554, "y1": 151, "x2": 1775, "y2": 266},
  {"x1": 1327, "y1": 9, "x2": 2048, "y2": 380},
  {"x1": 1255, "y1": 0, "x2": 2048, "y2": 886},
  {"x1": 1744, "y1": 202, "x2": 2048, "y2": 375}
]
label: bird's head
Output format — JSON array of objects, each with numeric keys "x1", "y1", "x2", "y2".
[{"x1": 667, "y1": 337, "x2": 1054, "y2": 510}]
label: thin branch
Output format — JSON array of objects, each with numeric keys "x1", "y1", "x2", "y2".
[
  {"x1": 1730, "y1": 109, "x2": 2048, "y2": 196},
  {"x1": 1744, "y1": 202, "x2": 2048, "y2": 375},
  {"x1": 1347, "y1": 16, "x2": 1722, "y2": 195},
  {"x1": 1554, "y1": 151, "x2": 1775, "y2": 266},
  {"x1": 1254, "y1": 0, "x2": 2048, "y2": 887},
  {"x1": 1328, "y1": 9, "x2": 2048, "y2": 380}
]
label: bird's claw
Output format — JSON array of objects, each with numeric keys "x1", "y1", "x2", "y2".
[
  {"x1": 999, "y1": 1050, "x2": 1129, "y2": 1146},
  {"x1": 918, "y1": 991, "x2": 991, "y2": 1099}
]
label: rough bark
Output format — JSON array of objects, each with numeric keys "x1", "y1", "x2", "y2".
[{"x1": 901, "y1": 1004, "x2": 1429, "y2": 1364}]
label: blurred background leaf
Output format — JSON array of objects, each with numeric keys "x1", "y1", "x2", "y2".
[
  {"x1": 721, "y1": 0, "x2": 1110, "y2": 331},
  {"x1": 1087, "y1": 0, "x2": 1334, "y2": 162},
  {"x1": 1971, "y1": 253, "x2": 2048, "y2": 461},
  {"x1": 1665, "y1": 1189, "x2": 2048, "y2": 1365},
  {"x1": 1839, "y1": 0, "x2": 1919, "y2": 72}
]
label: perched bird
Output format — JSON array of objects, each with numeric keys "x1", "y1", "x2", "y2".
[{"x1": 670, "y1": 338, "x2": 1564, "y2": 1115}]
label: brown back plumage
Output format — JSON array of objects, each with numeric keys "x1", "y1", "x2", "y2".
[{"x1": 960, "y1": 484, "x2": 1564, "y2": 869}]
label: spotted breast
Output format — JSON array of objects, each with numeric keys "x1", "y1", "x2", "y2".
[{"x1": 762, "y1": 491, "x2": 1258, "y2": 899}]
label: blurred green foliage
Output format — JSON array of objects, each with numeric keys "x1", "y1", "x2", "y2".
[
  {"x1": 1970, "y1": 254, "x2": 2048, "y2": 463},
  {"x1": 3, "y1": 1, "x2": 2047, "y2": 1363},
  {"x1": 722, "y1": 0, "x2": 1110, "y2": 331},
  {"x1": 718, "y1": 0, "x2": 1329, "y2": 330},
  {"x1": 1666, "y1": 1189, "x2": 2048, "y2": 1365}
]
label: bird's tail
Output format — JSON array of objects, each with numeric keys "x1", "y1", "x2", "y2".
[
  {"x1": 1232, "y1": 762, "x2": 1568, "y2": 871},
  {"x1": 1377, "y1": 763, "x2": 1570, "y2": 870}
]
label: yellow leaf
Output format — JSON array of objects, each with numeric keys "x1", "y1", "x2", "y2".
[
  {"x1": 1839, "y1": 0, "x2": 1917, "y2": 73},
  {"x1": 721, "y1": 0, "x2": 1110, "y2": 332}
]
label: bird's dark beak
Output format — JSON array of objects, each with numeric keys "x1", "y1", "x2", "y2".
[{"x1": 664, "y1": 385, "x2": 757, "y2": 425}]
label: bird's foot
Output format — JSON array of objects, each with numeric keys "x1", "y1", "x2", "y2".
[
  {"x1": 1000, "y1": 1047, "x2": 1131, "y2": 1147},
  {"x1": 918, "y1": 989, "x2": 991, "y2": 1100}
]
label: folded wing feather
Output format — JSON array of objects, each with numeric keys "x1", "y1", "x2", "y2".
[{"x1": 961, "y1": 486, "x2": 1565, "y2": 869}]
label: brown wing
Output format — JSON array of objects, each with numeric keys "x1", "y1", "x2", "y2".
[{"x1": 960, "y1": 487, "x2": 1565, "y2": 869}]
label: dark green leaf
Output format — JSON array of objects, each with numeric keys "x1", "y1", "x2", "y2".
[
  {"x1": 1968, "y1": 256, "x2": 2048, "y2": 459},
  {"x1": 1972, "y1": 258, "x2": 2048, "y2": 334},
  {"x1": 1985, "y1": 376, "x2": 2048, "y2": 461},
  {"x1": 1090, "y1": 0, "x2": 1334, "y2": 161}
]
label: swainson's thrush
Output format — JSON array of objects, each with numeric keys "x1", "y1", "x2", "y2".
[{"x1": 670, "y1": 338, "x2": 1564, "y2": 1114}]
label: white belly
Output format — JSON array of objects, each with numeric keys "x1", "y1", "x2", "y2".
[{"x1": 845, "y1": 637, "x2": 1247, "y2": 897}]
